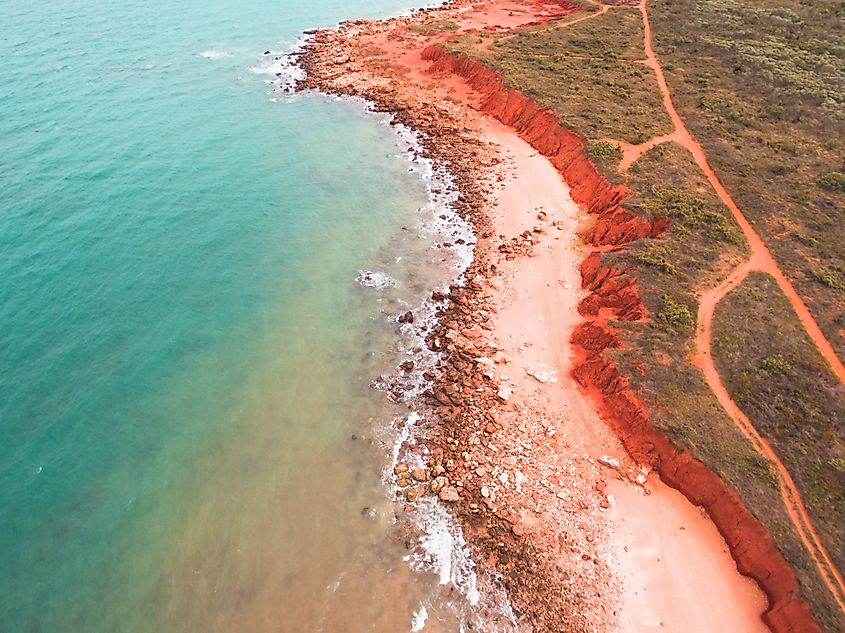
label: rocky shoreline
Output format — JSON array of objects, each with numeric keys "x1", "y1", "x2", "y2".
[{"x1": 294, "y1": 9, "x2": 620, "y2": 631}]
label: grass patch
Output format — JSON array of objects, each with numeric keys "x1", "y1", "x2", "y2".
[{"x1": 712, "y1": 272, "x2": 845, "y2": 630}]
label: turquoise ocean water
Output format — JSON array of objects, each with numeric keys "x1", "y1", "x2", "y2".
[{"x1": 0, "y1": 1, "x2": 484, "y2": 631}]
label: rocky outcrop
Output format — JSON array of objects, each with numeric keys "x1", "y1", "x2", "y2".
[
  {"x1": 422, "y1": 44, "x2": 822, "y2": 633},
  {"x1": 578, "y1": 252, "x2": 645, "y2": 321}
]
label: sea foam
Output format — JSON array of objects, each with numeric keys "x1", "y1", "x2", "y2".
[
  {"x1": 199, "y1": 50, "x2": 231, "y2": 59},
  {"x1": 380, "y1": 125, "x2": 517, "y2": 631},
  {"x1": 410, "y1": 605, "x2": 428, "y2": 632},
  {"x1": 248, "y1": 36, "x2": 310, "y2": 96}
]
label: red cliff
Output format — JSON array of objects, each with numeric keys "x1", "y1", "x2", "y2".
[{"x1": 421, "y1": 43, "x2": 821, "y2": 633}]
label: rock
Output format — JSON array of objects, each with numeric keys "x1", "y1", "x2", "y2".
[
  {"x1": 598, "y1": 455, "x2": 621, "y2": 470},
  {"x1": 430, "y1": 476, "x2": 449, "y2": 494},
  {"x1": 462, "y1": 325, "x2": 484, "y2": 339},
  {"x1": 525, "y1": 364, "x2": 558, "y2": 384},
  {"x1": 475, "y1": 356, "x2": 496, "y2": 379},
  {"x1": 411, "y1": 468, "x2": 430, "y2": 482},
  {"x1": 394, "y1": 463, "x2": 409, "y2": 475},
  {"x1": 406, "y1": 485, "x2": 426, "y2": 503},
  {"x1": 493, "y1": 351, "x2": 512, "y2": 364},
  {"x1": 497, "y1": 384, "x2": 513, "y2": 401},
  {"x1": 439, "y1": 486, "x2": 460, "y2": 502}
]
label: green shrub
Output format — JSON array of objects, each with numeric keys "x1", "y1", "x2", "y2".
[
  {"x1": 813, "y1": 269, "x2": 845, "y2": 292},
  {"x1": 633, "y1": 242, "x2": 678, "y2": 274},
  {"x1": 642, "y1": 186, "x2": 707, "y2": 221},
  {"x1": 794, "y1": 232, "x2": 820, "y2": 248},
  {"x1": 760, "y1": 353, "x2": 792, "y2": 376},
  {"x1": 586, "y1": 140, "x2": 622, "y2": 161},
  {"x1": 641, "y1": 186, "x2": 739, "y2": 242},
  {"x1": 657, "y1": 295, "x2": 695, "y2": 329},
  {"x1": 817, "y1": 172, "x2": 845, "y2": 193}
]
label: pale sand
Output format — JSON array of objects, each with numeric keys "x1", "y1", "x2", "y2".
[
  {"x1": 612, "y1": 480, "x2": 768, "y2": 632},
  {"x1": 480, "y1": 117, "x2": 769, "y2": 631}
]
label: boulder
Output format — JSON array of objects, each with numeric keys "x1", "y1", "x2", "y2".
[{"x1": 439, "y1": 486, "x2": 460, "y2": 502}]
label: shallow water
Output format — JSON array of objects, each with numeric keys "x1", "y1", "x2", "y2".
[{"x1": 0, "y1": 1, "x2": 484, "y2": 630}]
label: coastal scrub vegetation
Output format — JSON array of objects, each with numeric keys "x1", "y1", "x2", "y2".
[
  {"x1": 712, "y1": 272, "x2": 845, "y2": 598},
  {"x1": 596, "y1": 151, "x2": 834, "y2": 624},
  {"x1": 610, "y1": 139, "x2": 845, "y2": 633},
  {"x1": 649, "y1": 0, "x2": 845, "y2": 362}
]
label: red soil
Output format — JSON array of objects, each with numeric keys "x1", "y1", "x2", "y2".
[
  {"x1": 423, "y1": 0, "x2": 583, "y2": 33},
  {"x1": 421, "y1": 41, "x2": 823, "y2": 633}
]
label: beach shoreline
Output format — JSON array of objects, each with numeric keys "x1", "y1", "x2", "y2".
[{"x1": 294, "y1": 2, "x2": 772, "y2": 629}]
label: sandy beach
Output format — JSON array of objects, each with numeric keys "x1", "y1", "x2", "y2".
[
  {"x1": 483, "y1": 118, "x2": 768, "y2": 631},
  {"x1": 297, "y1": 1, "x2": 775, "y2": 629}
]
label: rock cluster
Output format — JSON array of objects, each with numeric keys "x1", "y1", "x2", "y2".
[{"x1": 296, "y1": 6, "x2": 619, "y2": 631}]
